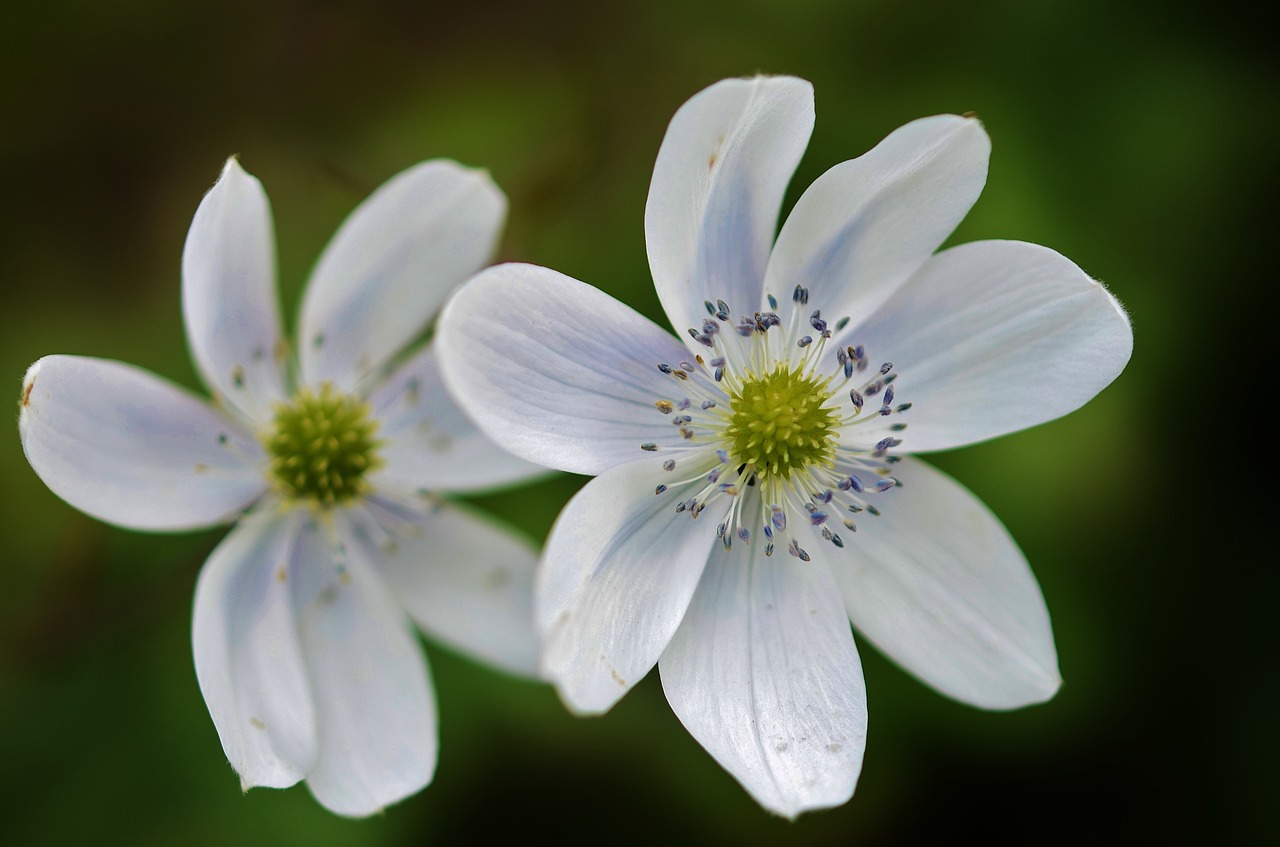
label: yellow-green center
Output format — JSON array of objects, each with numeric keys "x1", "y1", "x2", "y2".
[
  {"x1": 266, "y1": 383, "x2": 381, "y2": 506},
  {"x1": 724, "y1": 365, "x2": 838, "y2": 481}
]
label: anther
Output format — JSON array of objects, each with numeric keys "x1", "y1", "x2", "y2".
[{"x1": 770, "y1": 506, "x2": 786, "y2": 530}]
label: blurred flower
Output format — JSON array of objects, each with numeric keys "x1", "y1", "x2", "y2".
[
  {"x1": 19, "y1": 158, "x2": 545, "y2": 816},
  {"x1": 436, "y1": 76, "x2": 1133, "y2": 817}
]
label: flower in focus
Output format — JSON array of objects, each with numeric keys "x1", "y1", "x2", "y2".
[
  {"x1": 436, "y1": 76, "x2": 1133, "y2": 817},
  {"x1": 19, "y1": 157, "x2": 545, "y2": 816}
]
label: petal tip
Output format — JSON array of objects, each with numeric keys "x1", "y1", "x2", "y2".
[
  {"x1": 215, "y1": 155, "x2": 258, "y2": 190},
  {"x1": 19, "y1": 357, "x2": 43, "y2": 416}
]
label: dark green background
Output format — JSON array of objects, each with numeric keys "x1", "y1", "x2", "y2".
[{"x1": 1, "y1": 1, "x2": 1272, "y2": 844}]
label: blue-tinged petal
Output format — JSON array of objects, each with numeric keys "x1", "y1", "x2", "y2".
[
  {"x1": 833, "y1": 240, "x2": 1133, "y2": 453},
  {"x1": 660, "y1": 544, "x2": 867, "y2": 819},
  {"x1": 436, "y1": 263, "x2": 696, "y2": 476},
  {"x1": 182, "y1": 157, "x2": 288, "y2": 423},
  {"x1": 291, "y1": 516, "x2": 437, "y2": 817},
  {"x1": 646, "y1": 76, "x2": 814, "y2": 344},
  {"x1": 19, "y1": 355, "x2": 266, "y2": 531},
  {"x1": 192, "y1": 509, "x2": 315, "y2": 789},
  {"x1": 349, "y1": 500, "x2": 541, "y2": 678},
  {"x1": 537, "y1": 454, "x2": 725, "y2": 714},
  {"x1": 765, "y1": 115, "x2": 989, "y2": 325},
  {"x1": 828, "y1": 457, "x2": 1061, "y2": 709},
  {"x1": 364, "y1": 342, "x2": 544, "y2": 494},
  {"x1": 298, "y1": 160, "x2": 505, "y2": 393}
]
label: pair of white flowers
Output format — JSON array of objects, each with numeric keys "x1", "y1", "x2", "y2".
[{"x1": 18, "y1": 76, "x2": 1131, "y2": 819}]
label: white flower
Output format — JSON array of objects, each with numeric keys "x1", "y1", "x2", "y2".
[
  {"x1": 436, "y1": 76, "x2": 1134, "y2": 818},
  {"x1": 18, "y1": 157, "x2": 545, "y2": 817}
]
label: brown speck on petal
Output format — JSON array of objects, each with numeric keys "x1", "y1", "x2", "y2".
[{"x1": 483, "y1": 568, "x2": 511, "y2": 590}]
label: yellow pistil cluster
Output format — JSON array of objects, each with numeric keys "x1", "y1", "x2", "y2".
[
  {"x1": 725, "y1": 364, "x2": 838, "y2": 481},
  {"x1": 266, "y1": 383, "x2": 381, "y2": 506}
]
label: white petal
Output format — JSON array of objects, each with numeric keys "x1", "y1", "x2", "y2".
[
  {"x1": 298, "y1": 160, "x2": 505, "y2": 392},
  {"x1": 660, "y1": 546, "x2": 867, "y2": 819},
  {"x1": 192, "y1": 509, "x2": 315, "y2": 789},
  {"x1": 436, "y1": 263, "x2": 696, "y2": 475},
  {"x1": 831, "y1": 457, "x2": 1060, "y2": 709},
  {"x1": 349, "y1": 501, "x2": 540, "y2": 678},
  {"x1": 838, "y1": 240, "x2": 1133, "y2": 452},
  {"x1": 182, "y1": 157, "x2": 288, "y2": 422},
  {"x1": 645, "y1": 76, "x2": 814, "y2": 341},
  {"x1": 289, "y1": 516, "x2": 437, "y2": 817},
  {"x1": 765, "y1": 115, "x2": 990, "y2": 323},
  {"x1": 537, "y1": 455, "x2": 724, "y2": 714},
  {"x1": 18, "y1": 356, "x2": 266, "y2": 531},
  {"x1": 364, "y1": 342, "x2": 544, "y2": 494}
]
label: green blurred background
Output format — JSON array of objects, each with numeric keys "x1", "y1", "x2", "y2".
[{"x1": 1, "y1": 0, "x2": 1272, "y2": 843}]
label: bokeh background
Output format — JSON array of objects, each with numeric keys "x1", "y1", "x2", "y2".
[{"x1": 1, "y1": 0, "x2": 1273, "y2": 844}]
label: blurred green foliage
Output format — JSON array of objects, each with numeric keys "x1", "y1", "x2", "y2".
[{"x1": 1, "y1": 0, "x2": 1273, "y2": 844}]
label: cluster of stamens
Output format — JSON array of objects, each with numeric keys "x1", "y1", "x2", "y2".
[
  {"x1": 266, "y1": 383, "x2": 382, "y2": 506},
  {"x1": 644, "y1": 285, "x2": 914, "y2": 560}
]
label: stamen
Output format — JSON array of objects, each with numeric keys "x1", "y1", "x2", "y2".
[{"x1": 646, "y1": 290, "x2": 909, "y2": 561}]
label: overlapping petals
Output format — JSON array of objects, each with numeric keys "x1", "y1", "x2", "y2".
[
  {"x1": 347, "y1": 501, "x2": 542, "y2": 677},
  {"x1": 764, "y1": 114, "x2": 990, "y2": 326},
  {"x1": 365, "y1": 342, "x2": 544, "y2": 494},
  {"x1": 536, "y1": 457, "x2": 726, "y2": 713}
]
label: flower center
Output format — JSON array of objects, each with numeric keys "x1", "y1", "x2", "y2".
[
  {"x1": 266, "y1": 383, "x2": 381, "y2": 506},
  {"x1": 725, "y1": 364, "x2": 837, "y2": 481},
  {"x1": 643, "y1": 285, "x2": 912, "y2": 560}
]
